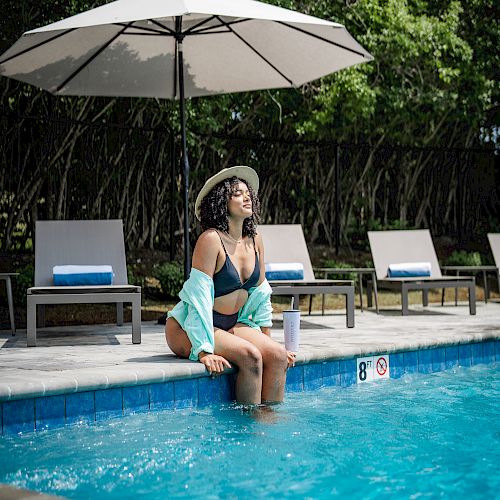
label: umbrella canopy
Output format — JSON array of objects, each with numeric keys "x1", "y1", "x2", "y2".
[{"x1": 0, "y1": 0, "x2": 373, "y2": 274}]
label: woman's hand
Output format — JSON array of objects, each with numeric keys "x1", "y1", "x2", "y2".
[
  {"x1": 287, "y1": 351, "x2": 296, "y2": 368},
  {"x1": 199, "y1": 352, "x2": 231, "y2": 376}
]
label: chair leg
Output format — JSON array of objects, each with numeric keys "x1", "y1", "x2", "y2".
[
  {"x1": 308, "y1": 295, "x2": 313, "y2": 315},
  {"x1": 131, "y1": 296, "x2": 141, "y2": 344},
  {"x1": 422, "y1": 289, "x2": 428, "y2": 307},
  {"x1": 441, "y1": 288, "x2": 445, "y2": 306},
  {"x1": 468, "y1": 282, "x2": 476, "y2": 315},
  {"x1": 293, "y1": 294, "x2": 300, "y2": 312},
  {"x1": 6, "y1": 276, "x2": 15, "y2": 335},
  {"x1": 346, "y1": 288, "x2": 355, "y2": 328},
  {"x1": 401, "y1": 285, "x2": 409, "y2": 315},
  {"x1": 372, "y1": 276, "x2": 379, "y2": 314},
  {"x1": 116, "y1": 302, "x2": 124, "y2": 326},
  {"x1": 38, "y1": 304, "x2": 46, "y2": 328},
  {"x1": 367, "y1": 280, "x2": 373, "y2": 308},
  {"x1": 359, "y1": 275, "x2": 364, "y2": 312},
  {"x1": 483, "y1": 270, "x2": 488, "y2": 303},
  {"x1": 321, "y1": 294, "x2": 325, "y2": 316},
  {"x1": 27, "y1": 296, "x2": 37, "y2": 347}
]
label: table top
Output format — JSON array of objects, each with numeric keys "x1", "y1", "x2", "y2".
[
  {"x1": 441, "y1": 265, "x2": 498, "y2": 271},
  {"x1": 0, "y1": 273, "x2": 19, "y2": 278}
]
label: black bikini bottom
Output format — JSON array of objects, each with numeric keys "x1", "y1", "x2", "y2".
[{"x1": 213, "y1": 310, "x2": 239, "y2": 331}]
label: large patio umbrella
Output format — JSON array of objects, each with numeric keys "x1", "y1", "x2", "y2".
[{"x1": 0, "y1": 0, "x2": 373, "y2": 277}]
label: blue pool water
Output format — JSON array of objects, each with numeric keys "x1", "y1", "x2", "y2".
[{"x1": 1, "y1": 364, "x2": 498, "y2": 499}]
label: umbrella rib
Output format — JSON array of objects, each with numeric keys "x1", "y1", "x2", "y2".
[
  {"x1": 114, "y1": 22, "x2": 174, "y2": 36},
  {"x1": 182, "y1": 15, "x2": 217, "y2": 34},
  {"x1": 56, "y1": 23, "x2": 133, "y2": 93},
  {"x1": 277, "y1": 21, "x2": 370, "y2": 59},
  {"x1": 214, "y1": 16, "x2": 294, "y2": 87},
  {"x1": 0, "y1": 28, "x2": 77, "y2": 65},
  {"x1": 187, "y1": 17, "x2": 251, "y2": 35},
  {"x1": 149, "y1": 19, "x2": 177, "y2": 36}
]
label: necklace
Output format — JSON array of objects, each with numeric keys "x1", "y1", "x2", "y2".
[{"x1": 224, "y1": 231, "x2": 243, "y2": 244}]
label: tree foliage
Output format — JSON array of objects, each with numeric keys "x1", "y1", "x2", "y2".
[{"x1": 0, "y1": 0, "x2": 498, "y2": 254}]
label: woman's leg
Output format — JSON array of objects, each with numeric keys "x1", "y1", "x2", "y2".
[
  {"x1": 231, "y1": 325, "x2": 288, "y2": 403},
  {"x1": 214, "y1": 329, "x2": 263, "y2": 404},
  {"x1": 165, "y1": 317, "x2": 191, "y2": 358},
  {"x1": 166, "y1": 317, "x2": 263, "y2": 404}
]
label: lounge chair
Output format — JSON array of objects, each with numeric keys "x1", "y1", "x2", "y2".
[
  {"x1": 440, "y1": 234, "x2": 500, "y2": 303},
  {"x1": 367, "y1": 229, "x2": 476, "y2": 315},
  {"x1": 27, "y1": 220, "x2": 141, "y2": 346},
  {"x1": 258, "y1": 224, "x2": 355, "y2": 327},
  {"x1": 487, "y1": 233, "x2": 500, "y2": 296}
]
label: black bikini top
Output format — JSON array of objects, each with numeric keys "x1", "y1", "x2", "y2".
[{"x1": 213, "y1": 232, "x2": 260, "y2": 298}]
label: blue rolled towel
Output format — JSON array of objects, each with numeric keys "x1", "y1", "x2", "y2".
[
  {"x1": 265, "y1": 262, "x2": 304, "y2": 281},
  {"x1": 53, "y1": 265, "x2": 114, "y2": 286},
  {"x1": 387, "y1": 262, "x2": 431, "y2": 278}
]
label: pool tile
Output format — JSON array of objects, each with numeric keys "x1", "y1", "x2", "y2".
[
  {"x1": 198, "y1": 377, "x2": 221, "y2": 407},
  {"x1": 123, "y1": 385, "x2": 150, "y2": 415},
  {"x1": 432, "y1": 348, "x2": 446, "y2": 373},
  {"x1": 286, "y1": 366, "x2": 304, "y2": 392},
  {"x1": 36, "y1": 395, "x2": 65, "y2": 430},
  {"x1": 0, "y1": 403, "x2": 2, "y2": 435},
  {"x1": 303, "y1": 363, "x2": 323, "y2": 391},
  {"x1": 458, "y1": 344, "x2": 472, "y2": 367},
  {"x1": 470, "y1": 343, "x2": 484, "y2": 366},
  {"x1": 445, "y1": 346, "x2": 459, "y2": 369},
  {"x1": 95, "y1": 388, "x2": 123, "y2": 420},
  {"x1": 403, "y1": 351, "x2": 418, "y2": 374},
  {"x1": 174, "y1": 379, "x2": 198, "y2": 408},
  {"x1": 3, "y1": 399, "x2": 35, "y2": 435},
  {"x1": 418, "y1": 350, "x2": 433, "y2": 373},
  {"x1": 321, "y1": 361, "x2": 340, "y2": 386},
  {"x1": 219, "y1": 375, "x2": 234, "y2": 403},
  {"x1": 390, "y1": 353, "x2": 404, "y2": 379},
  {"x1": 339, "y1": 359, "x2": 356, "y2": 387},
  {"x1": 66, "y1": 391, "x2": 95, "y2": 425},
  {"x1": 482, "y1": 341, "x2": 495, "y2": 364},
  {"x1": 150, "y1": 382, "x2": 175, "y2": 411},
  {"x1": 496, "y1": 341, "x2": 500, "y2": 361}
]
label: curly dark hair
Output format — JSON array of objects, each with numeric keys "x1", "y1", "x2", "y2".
[{"x1": 199, "y1": 176, "x2": 260, "y2": 237}]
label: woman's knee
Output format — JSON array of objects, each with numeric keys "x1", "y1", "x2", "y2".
[
  {"x1": 262, "y1": 342, "x2": 288, "y2": 369},
  {"x1": 238, "y1": 345, "x2": 263, "y2": 375}
]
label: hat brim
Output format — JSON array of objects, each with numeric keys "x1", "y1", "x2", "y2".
[{"x1": 195, "y1": 166, "x2": 259, "y2": 220}]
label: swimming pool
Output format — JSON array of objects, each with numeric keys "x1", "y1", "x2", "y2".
[{"x1": 1, "y1": 363, "x2": 498, "y2": 498}]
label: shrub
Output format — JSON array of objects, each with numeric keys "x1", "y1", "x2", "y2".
[
  {"x1": 127, "y1": 265, "x2": 145, "y2": 287},
  {"x1": 153, "y1": 261, "x2": 184, "y2": 299},
  {"x1": 445, "y1": 250, "x2": 482, "y2": 267},
  {"x1": 11, "y1": 263, "x2": 34, "y2": 307}
]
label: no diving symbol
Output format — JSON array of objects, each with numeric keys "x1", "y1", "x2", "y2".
[{"x1": 376, "y1": 357, "x2": 387, "y2": 376}]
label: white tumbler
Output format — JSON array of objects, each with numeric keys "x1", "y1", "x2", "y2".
[{"x1": 283, "y1": 309, "x2": 301, "y2": 352}]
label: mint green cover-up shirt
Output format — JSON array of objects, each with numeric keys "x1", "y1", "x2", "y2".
[{"x1": 167, "y1": 268, "x2": 273, "y2": 361}]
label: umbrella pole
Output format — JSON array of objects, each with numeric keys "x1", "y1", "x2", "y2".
[{"x1": 176, "y1": 22, "x2": 191, "y2": 279}]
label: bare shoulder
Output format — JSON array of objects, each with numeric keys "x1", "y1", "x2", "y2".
[
  {"x1": 196, "y1": 228, "x2": 221, "y2": 247},
  {"x1": 254, "y1": 231, "x2": 265, "y2": 251},
  {"x1": 192, "y1": 229, "x2": 222, "y2": 276}
]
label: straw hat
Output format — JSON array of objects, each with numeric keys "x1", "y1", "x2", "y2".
[{"x1": 194, "y1": 166, "x2": 259, "y2": 220}]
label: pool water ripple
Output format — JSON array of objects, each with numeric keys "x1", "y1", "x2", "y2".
[{"x1": 0, "y1": 364, "x2": 498, "y2": 499}]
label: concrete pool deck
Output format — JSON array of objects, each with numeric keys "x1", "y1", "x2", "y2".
[{"x1": 0, "y1": 302, "x2": 499, "y2": 403}]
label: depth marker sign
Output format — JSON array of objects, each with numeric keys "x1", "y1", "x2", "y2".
[{"x1": 357, "y1": 355, "x2": 390, "y2": 383}]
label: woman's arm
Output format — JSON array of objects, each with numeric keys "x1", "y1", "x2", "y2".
[
  {"x1": 255, "y1": 232, "x2": 267, "y2": 286},
  {"x1": 255, "y1": 232, "x2": 295, "y2": 367},
  {"x1": 190, "y1": 230, "x2": 231, "y2": 374},
  {"x1": 191, "y1": 229, "x2": 221, "y2": 277}
]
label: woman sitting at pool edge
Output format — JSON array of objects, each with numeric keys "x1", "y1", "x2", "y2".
[{"x1": 165, "y1": 166, "x2": 294, "y2": 405}]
